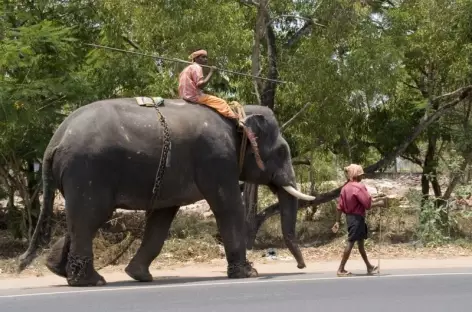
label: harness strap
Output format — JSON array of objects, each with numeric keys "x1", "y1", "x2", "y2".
[
  {"x1": 229, "y1": 101, "x2": 265, "y2": 174},
  {"x1": 236, "y1": 104, "x2": 248, "y2": 174}
]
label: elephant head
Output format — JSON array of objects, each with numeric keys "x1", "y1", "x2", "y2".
[{"x1": 239, "y1": 105, "x2": 315, "y2": 269}]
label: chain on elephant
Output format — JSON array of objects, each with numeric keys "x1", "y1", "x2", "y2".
[
  {"x1": 66, "y1": 253, "x2": 103, "y2": 286},
  {"x1": 227, "y1": 260, "x2": 259, "y2": 278}
]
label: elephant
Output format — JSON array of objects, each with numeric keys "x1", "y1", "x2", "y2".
[{"x1": 17, "y1": 97, "x2": 316, "y2": 287}]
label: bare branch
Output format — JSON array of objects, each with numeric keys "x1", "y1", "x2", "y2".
[
  {"x1": 283, "y1": 0, "x2": 326, "y2": 48},
  {"x1": 401, "y1": 155, "x2": 423, "y2": 166},
  {"x1": 0, "y1": 166, "x2": 16, "y2": 189},
  {"x1": 281, "y1": 102, "x2": 313, "y2": 131},
  {"x1": 271, "y1": 14, "x2": 312, "y2": 22},
  {"x1": 239, "y1": 0, "x2": 260, "y2": 6},
  {"x1": 266, "y1": 15, "x2": 325, "y2": 29},
  {"x1": 443, "y1": 150, "x2": 472, "y2": 200},
  {"x1": 313, "y1": 0, "x2": 325, "y2": 13},
  {"x1": 122, "y1": 36, "x2": 161, "y2": 72},
  {"x1": 284, "y1": 21, "x2": 313, "y2": 48},
  {"x1": 292, "y1": 159, "x2": 311, "y2": 166},
  {"x1": 402, "y1": 81, "x2": 420, "y2": 91},
  {"x1": 366, "y1": 88, "x2": 472, "y2": 173},
  {"x1": 122, "y1": 35, "x2": 141, "y2": 50},
  {"x1": 254, "y1": 186, "x2": 342, "y2": 233},
  {"x1": 432, "y1": 85, "x2": 472, "y2": 104}
]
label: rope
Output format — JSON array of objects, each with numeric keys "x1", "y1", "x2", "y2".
[
  {"x1": 374, "y1": 187, "x2": 386, "y2": 277},
  {"x1": 377, "y1": 194, "x2": 388, "y2": 277},
  {"x1": 378, "y1": 202, "x2": 382, "y2": 276},
  {"x1": 230, "y1": 101, "x2": 248, "y2": 174}
]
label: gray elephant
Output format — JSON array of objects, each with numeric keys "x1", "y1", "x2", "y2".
[{"x1": 17, "y1": 98, "x2": 316, "y2": 287}]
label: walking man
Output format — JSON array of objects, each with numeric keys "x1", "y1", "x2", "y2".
[{"x1": 332, "y1": 164, "x2": 379, "y2": 277}]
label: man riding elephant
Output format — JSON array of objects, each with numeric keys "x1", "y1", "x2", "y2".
[{"x1": 178, "y1": 49, "x2": 240, "y2": 121}]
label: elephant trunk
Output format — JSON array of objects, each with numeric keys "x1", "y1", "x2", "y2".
[{"x1": 277, "y1": 188, "x2": 306, "y2": 269}]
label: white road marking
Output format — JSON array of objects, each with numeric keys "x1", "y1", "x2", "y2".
[{"x1": 0, "y1": 271, "x2": 471, "y2": 299}]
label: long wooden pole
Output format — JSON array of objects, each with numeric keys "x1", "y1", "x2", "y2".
[{"x1": 84, "y1": 43, "x2": 287, "y2": 84}]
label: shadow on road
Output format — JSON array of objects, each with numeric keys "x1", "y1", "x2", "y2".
[
  {"x1": 350, "y1": 273, "x2": 392, "y2": 277},
  {"x1": 106, "y1": 272, "x2": 311, "y2": 288},
  {"x1": 45, "y1": 272, "x2": 312, "y2": 289}
]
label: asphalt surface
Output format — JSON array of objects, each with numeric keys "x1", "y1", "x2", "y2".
[{"x1": 1, "y1": 268, "x2": 471, "y2": 312}]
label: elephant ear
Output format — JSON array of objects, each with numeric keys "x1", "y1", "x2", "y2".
[{"x1": 242, "y1": 114, "x2": 277, "y2": 155}]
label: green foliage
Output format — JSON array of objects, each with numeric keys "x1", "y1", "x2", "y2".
[
  {"x1": 1, "y1": 20, "x2": 77, "y2": 159},
  {"x1": 416, "y1": 199, "x2": 453, "y2": 246},
  {"x1": 2, "y1": 0, "x2": 472, "y2": 244}
]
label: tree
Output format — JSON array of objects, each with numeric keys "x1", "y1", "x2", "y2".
[{"x1": 0, "y1": 0, "x2": 101, "y2": 239}]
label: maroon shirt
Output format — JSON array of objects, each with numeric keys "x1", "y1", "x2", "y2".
[{"x1": 337, "y1": 181, "x2": 372, "y2": 217}]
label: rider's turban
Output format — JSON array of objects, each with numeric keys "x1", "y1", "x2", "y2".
[{"x1": 189, "y1": 50, "x2": 207, "y2": 61}]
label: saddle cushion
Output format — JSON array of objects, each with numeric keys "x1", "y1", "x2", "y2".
[{"x1": 134, "y1": 96, "x2": 191, "y2": 107}]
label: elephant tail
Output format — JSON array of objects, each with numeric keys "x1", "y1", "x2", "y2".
[{"x1": 17, "y1": 148, "x2": 57, "y2": 273}]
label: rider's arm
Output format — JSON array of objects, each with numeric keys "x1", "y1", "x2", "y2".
[{"x1": 197, "y1": 66, "x2": 215, "y2": 89}]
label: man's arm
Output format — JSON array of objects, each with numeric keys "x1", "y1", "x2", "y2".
[
  {"x1": 336, "y1": 193, "x2": 345, "y2": 222},
  {"x1": 354, "y1": 186, "x2": 372, "y2": 210},
  {"x1": 197, "y1": 66, "x2": 216, "y2": 89},
  {"x1": 335, "y1": 209, "x2": 342, "y2": 223},
  {"x1": 332, "y1": 195, "x2": 344, "y2": 233}
]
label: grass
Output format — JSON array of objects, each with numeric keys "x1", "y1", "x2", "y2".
[{"x1": 2, "y1": 186, "x2": 472, "y2": 278}]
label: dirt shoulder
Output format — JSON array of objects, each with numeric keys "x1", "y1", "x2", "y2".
[{"x1": 1, "y1": 256, "x2": 471, "y2": 290}]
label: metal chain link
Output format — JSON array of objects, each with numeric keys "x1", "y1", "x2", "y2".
[
  {"x1": 150, "y1": 101, "x2": 171, "y2": 206},
  {"x1": 67, "y1": 253, "x2": 92, "y2": 280},
  {"x1": 227, "y1": 260, "x2": 255, "y2": 277}
]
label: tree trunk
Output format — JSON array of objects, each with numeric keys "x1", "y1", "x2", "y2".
[
  {"x1": 27, "y1": 161, "x2": 41, "y2": 229},
  {"x1": 443, "y1": 150, "x2": 472, "y2": 200},
  {"x1": 243, "y1": 0, "x2": 280, "y2": 248},
  {"x1": 260, "y1": 24, "x2": 277, "y2": 109},
  {"x1": 244, "y1": 183, "x2": 258, "y2": 249},
  {"x1": 421, "y1": 132, "x2": 438, "y2": 204},
  {"x1": 6, "y1": 184, "x2": 14, "y2": 211}
]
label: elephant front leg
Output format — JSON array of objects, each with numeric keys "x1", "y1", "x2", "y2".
[
  {"x1": 125, "y1": 206, "x2": 179, "y2": 282},
  {"x1": 198, "y1": 179, "x2": 258, "y2": 279}
]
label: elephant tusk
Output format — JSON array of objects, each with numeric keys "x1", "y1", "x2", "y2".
[{"x1": 282, "y1": 186, "x2": 316, "y2": 201}]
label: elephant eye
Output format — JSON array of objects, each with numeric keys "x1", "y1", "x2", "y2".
[{"x1": 277, "y1": 146, "x2": 287, "y2": 159}]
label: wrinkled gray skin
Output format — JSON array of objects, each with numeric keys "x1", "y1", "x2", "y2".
[{"x1": 18, "y1": 98, "x2": 308, "y2": 287}]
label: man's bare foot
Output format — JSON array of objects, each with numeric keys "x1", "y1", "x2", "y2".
[
  {"x1": 367, "y1": 265, "x2": 379, "y2": 275},
  {"x1": 337, "y1": 269, "x2": 352, "y2": 277}
]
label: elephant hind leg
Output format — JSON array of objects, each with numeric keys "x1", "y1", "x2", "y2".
[
  {"x1": 45, "y1": 235, "x2": 71, "y2": 278},
  {"x1": 63, "y1": 189, "x2": 114, "y2": 287},
  {"x1": 125, "y1": 206, "x2": 179, "y2": 282}
]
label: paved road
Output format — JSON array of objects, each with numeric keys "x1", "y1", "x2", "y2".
[{"x1": 1, "y1": 268, "x2": 471, "y2": 312}]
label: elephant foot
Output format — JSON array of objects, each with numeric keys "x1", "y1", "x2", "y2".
[
  {"x1": 45, "y1": 260, "x2": 67, "y2": 278},
  {"x1": 227, "y1": 260, "x2": 259, "y2": 279},
  {"x1": 125, "y1": 263, "x2": 153, "y2": 282},
  {"x1": 66, "y1": 253, "x2": 106, "y2": 287}
]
